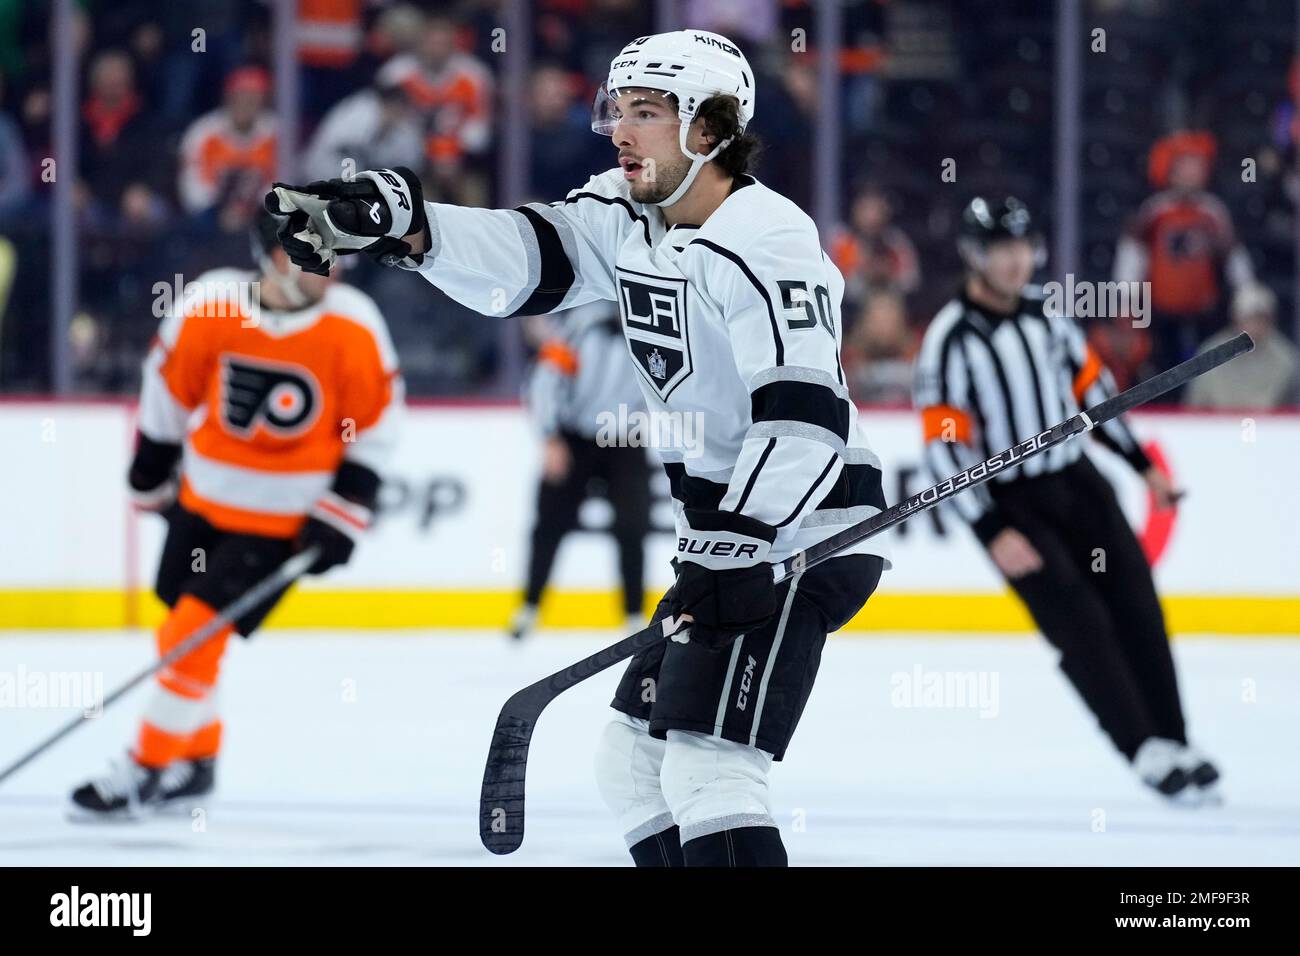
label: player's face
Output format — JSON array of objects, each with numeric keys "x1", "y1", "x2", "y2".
[
  {"x1": 980, "y1": 238, "x2": 1036, "y2": 297},
  {"x1": 853, "y1": 194, "x2": 889, "y2": 233},
  {"x1": 1169, "y1": 154, "x2": 1209, "y2": 191},
  {"x1": 266, "y1": 247, "x2": 330, "y2": 305},
  {"x1": 610, "y1": 90, "x2": 692, "y2": 204},
  {"x1": 227, "y1": 88, "x2": 265, "y2": 126},
  {"x1": 293, "y1": 267, "x2": 332, "y2": 302}
]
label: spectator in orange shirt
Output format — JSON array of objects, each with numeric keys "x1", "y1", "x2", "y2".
[
  {"x1": 376, "y1": 13, "x2": 492, "y2": 205},
  {"x1": 298, "y1": 0, "x2": 367, "y2": 122},
  {"x1": 178, "y1": 66, "x2": 278, "y2": 233},
  {"x1": 1113, "y1": 131, "x2": 1254, "y2": 381},
  {"x1": 830, "y1": 186, "x2": 920, "y2": 313}
]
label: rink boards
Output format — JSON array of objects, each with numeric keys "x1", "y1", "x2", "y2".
[{"x1": 1, "y1": 401, "x2": 1296, "y2": 634}]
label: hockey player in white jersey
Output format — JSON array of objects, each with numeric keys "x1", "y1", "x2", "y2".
[{"x1": 266, "y1": 30, "x2": 890, "y2": 866}]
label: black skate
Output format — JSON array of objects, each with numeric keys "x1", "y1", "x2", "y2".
[{"x1": 69, "y1": 756, "x2": 215, "y2": 820}]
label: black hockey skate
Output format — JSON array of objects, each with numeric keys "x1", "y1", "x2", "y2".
[{"x1": 69, "y1": 755, "x2": 215, "y2": 820}]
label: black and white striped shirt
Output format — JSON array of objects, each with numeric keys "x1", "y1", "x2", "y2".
[{"x1": 913, "y1": 285, "x2": 1151, "y2": 543}]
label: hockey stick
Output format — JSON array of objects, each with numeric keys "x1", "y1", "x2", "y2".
[
  {"x1": 479, "y1": 331, "x2": 1254, "y2": 854},
  {"x1": 0, "y1": 546, "x2": 319, "y2": 788}
]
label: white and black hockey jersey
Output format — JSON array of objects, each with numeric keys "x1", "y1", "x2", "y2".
[
  {"x1": 407, "y1": 168, "x2": 890, "y2": 568},
  {"x1": 525, "y1": 302, "x2": 646, "y2": 441}
]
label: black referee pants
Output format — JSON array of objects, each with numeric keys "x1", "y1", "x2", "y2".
[
  {"x1": 524, "y1": 430, "x2": 650, "y2": 616},
  {"x1": 989, "y1": 457, "x2": 1187, "y2": 760}
]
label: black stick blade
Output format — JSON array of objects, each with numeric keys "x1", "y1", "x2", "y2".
[
  {"x1": 477, "y1": 621, "x2": 682, "y2": 855},
  {"x1": 479, "y1": 710, "x2": 537, "y2": 854}
]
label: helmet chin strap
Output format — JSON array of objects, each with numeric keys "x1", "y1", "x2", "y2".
[
  {"x1": 258, "y1": 253, "x2": 309, "y2": 309},
  {"x1": 652, "y1": 119, "x2": 731, "y2": 209}
]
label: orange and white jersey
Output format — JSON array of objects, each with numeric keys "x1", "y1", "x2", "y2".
[
  {"x1": 178, "y1": 110, "x2": 279, "y2": 213},
  {"x1": 297, "y1": 0, "x2": 364, "y2": 68},
  {"x1": 376, "y1": 52, "x2": 493, "y2": 160},
  {"x1": 138, "y1": 269, "x2": 403, "y2": 538}
]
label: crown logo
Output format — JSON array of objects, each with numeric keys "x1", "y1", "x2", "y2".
[{"x1": 647, "y1": 348, "x2": 668, "y2": 380}]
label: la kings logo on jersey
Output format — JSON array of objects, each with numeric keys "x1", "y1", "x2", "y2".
[
  {"x1": 616, "y1": 267, "x2": 692, "y2": 399},
  {"x1": 219, "y1": 355, "x2": 322, "y2": 437}
]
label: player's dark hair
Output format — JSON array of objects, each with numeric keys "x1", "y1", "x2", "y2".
[{"x1": 695, "y1": 94, "x2": 761, "y2": 178}]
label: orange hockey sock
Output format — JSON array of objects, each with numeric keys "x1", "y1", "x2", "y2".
[
  {"x1": 182, "y1": 720, "x2": 223, "y2": 761},
  {"x1": 133, "y1": 596, "x2": 232, "y2": 769}
]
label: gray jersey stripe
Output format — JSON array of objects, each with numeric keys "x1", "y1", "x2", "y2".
[
  {"x1": 713, "y1": 636, "x2": 746, "y2": 734},
  {"x1": 746, "y1": 420, "x2": 846, "y2": 455},
  {"x1": 681, "y1": 812, "x2": 778, "y2": 845},
  {"x1": 747, "y1": 365, "x2": 851, "y2": 402},
  {"x1": 748, "y1": 572, "x2": 802, "y2": 747},
  {"x1": 503, "y1": 209, "x2": 543, "y2": 317},
  {"x1": 623, "y1": 811, "x2": 677, "y2": 848},
  {"x1": 799, "y1": 504, "x2": 882, "y2": 529},
  {"x1": 841, "y1": 444, "x2": 883, "y2": 468}
]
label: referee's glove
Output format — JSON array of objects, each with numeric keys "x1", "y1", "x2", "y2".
[
  {"x1": 672, "y1": 509, "x2": 779, "y2": 651},
  {"x1": 264, "y1": 167, "x2": 428, "y2": 275}
]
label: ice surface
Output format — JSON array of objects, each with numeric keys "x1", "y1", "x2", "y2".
[{"x1": 2, "y1": 630, "x2": 1297, "y2": 866}]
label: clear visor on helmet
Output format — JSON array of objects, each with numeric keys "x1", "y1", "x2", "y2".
[{"x1": 590, "y1": 83, "x2": 681, "y2": 136}]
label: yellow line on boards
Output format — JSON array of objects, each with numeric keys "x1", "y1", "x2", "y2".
[{"x1": 0, "y1": 589, "x2": 1297, "y2": 635}]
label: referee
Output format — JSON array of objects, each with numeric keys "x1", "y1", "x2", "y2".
[
  {"x1": 509, "y1": 303, "x2": 651, "y2": 640},
  {"x1": 914, "y1": 197, "x2": 1221, "y2": 802}
]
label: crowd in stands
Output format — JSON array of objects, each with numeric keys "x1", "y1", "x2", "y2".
[{"x1": 0, "y1": 0, "x2": 1295, "y2": 409}]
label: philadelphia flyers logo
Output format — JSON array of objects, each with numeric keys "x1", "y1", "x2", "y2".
[{"x1": 219, "y1": 355, "x2": 321, "y2": 437}]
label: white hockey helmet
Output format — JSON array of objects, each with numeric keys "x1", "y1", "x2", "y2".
[{"x1": 591, "y1": 30, "x2": 755, "y2": 207}]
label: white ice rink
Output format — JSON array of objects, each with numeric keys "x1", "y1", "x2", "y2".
[{"x1": 1, "y1": 629, "x2": 1298, "y2": 866}]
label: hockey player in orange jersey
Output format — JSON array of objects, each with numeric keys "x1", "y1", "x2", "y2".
[{"x1": 70, "y1": 209, "x2": 403, "y2": 818}]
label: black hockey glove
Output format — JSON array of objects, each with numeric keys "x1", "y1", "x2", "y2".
[
  {"x1": 297, "y1": 462, "x2": 380, "y2": 575},
  {"x1": 127, "y1": 433, "x2": 181, "y2": 513},
  {"x1": 672, "y1": 509, "x2": 779, "y2": 652},
  {"x1": 297, "y1": 513, "x2": 356, "y2": 575},
  {"x1": 264, "y1": 167, "x2": 428, "y2": 275}
]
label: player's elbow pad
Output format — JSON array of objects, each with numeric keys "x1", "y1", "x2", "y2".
[
  {"x1": 128, "y1": 434, "x2": 182, "y2": 493},
  {"x1": 331, "y1": 460, "x2": 382, "y2": 516}
]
